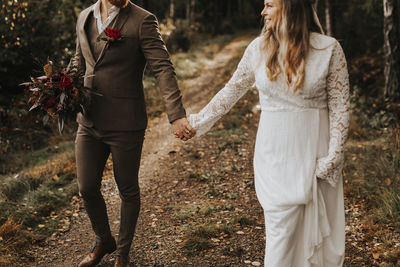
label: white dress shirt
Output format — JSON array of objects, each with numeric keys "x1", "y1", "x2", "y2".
[{"x1": 93, "y1": 0, "x2": 120, "y2": 34}]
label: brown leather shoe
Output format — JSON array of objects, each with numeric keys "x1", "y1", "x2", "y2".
[
  {"x1": 114, "y1": 255, "x2": 130, "y2": 267},
  {"x1": 78, "y1": 237, "x2": 117, "y2": 267}
]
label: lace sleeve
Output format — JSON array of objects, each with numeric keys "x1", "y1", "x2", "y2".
[
  {"x1": 315, "y1": 41, "x2": 350, "y2": 187},
  {"x1": 188, "y1": 40, "x2": 257, "y2": 136}
]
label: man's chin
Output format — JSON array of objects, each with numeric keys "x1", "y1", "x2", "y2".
[{"x1": 108, "y1": 0, "x2": 129, "y2": 8}]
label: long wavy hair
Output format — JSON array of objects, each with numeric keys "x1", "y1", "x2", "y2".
[{"x1": 261, "y1": 0, "x2": 323, "y2": 93}]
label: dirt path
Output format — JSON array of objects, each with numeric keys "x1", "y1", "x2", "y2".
[
  {"x1": 139, "y1": 35, "x2": 254, "y2": 188},
  {"x1": 32, "y1": 35, "x2": 259, "y2": 267}
]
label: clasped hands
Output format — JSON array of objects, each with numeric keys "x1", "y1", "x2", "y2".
[{"x1": 172, "y1": 117, "x2": 196, "y2": 141}]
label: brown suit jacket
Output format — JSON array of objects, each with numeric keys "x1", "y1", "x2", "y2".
[{"x1": 73, "y1": 2, "x2": 186, "y2": 131}]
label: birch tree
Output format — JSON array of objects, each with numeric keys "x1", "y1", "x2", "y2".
[
  {"x1": 383, "y1": 0, "x2": 399, "y2": 98},
  {"x1": 325, "y1": 0, "x2": 333, "y2": 36},
  {"x1": 169, "y1": 0, "x2": 175, "y2": 19}
]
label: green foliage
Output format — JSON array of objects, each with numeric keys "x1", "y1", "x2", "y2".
[
  {"x1": 182, "y1": 224, "x2": 218, "y2": 255},
  {"x1": 0, "y1": 0, "x2": 263, "y2": 92},
  {"x1": 232, "y1": 215, "x2": 255, "y2": 226},
  {"x1": 182, "y1": 235, "x2": 213, "y2": 256},
  {"x1": 360, "y1": 0, "x2": 382, "y2": 14},
  {"x1": 217, "y1": 139, "x2": 243, "y2": 152},
  {"x1": 316, "y1": 0, "x2": 384, "y2": 59},
  {"x1": 0, "y1": 0, "x2": 92, "y2": 172},
  {"x1": 171, "y1": 210, "x2": 192, "y2": 222},
  {"x1": 0, "y1": 170, "x2": 77, "y2": 228},
  {"x1": 0, "y1": 0, "x2": 92, "y2": 92},
  {"x1": 0, "y1": 149, "x2": 77, "y2": 263},
  {"x1": 351, "y1": 84, "x2": 400, "y2": 134},
  {"x1": 344, "y1": 127, "x2": 400, "y2": 225},
  {"x1": 222, "y1": 245, "x2": 246, "y2": 256}
]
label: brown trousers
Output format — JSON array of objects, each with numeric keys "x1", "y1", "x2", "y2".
[{"x1": 75, "y1": 124, "x2": 145, "y2": 256}]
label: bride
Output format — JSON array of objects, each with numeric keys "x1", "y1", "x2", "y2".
[{"x1": 185, "y1": 0, "x2": 350, "y2": 266}]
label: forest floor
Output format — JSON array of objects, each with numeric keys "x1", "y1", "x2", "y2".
[{"x1": 4, "y1": 35, "x2": 399, "y2": 266}]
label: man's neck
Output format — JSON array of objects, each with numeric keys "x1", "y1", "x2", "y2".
[{"x1": 100, "y1": 0, "x2": 113, "y2": 19}]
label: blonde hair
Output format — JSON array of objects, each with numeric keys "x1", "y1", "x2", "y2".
[{"x1": 262, "y1": 0, "x2": 323, "y2": 93}]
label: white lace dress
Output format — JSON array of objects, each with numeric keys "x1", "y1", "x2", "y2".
[{"x1": 189, "y1": 33, "x2": 350, "y2": 267}]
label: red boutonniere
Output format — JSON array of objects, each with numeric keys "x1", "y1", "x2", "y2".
[{"x1": 101, "y1": 28, "x2": 124, "y2": 43}]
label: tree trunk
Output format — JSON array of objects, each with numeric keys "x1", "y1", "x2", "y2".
[
  {"x1": 227, "y1": 0, "x2": 232, "y2": 19},
  {"x1": 314, "y1": 0, "x2": 319, "y2": 10},
  {"x1": 383, "y1": 0, "x2": 400, "y2": 98},
  {"x1": 325, "y1": 0, "x2": 332, "y2": 36},
  {"x1": 186, "y1": 0, "x2": 190, "y2": 21},
  {"x1": 169, "y1": 0, "x2": 175, "y2": 19},
  {"x1": 238, "y1": 0, "x2": 243, "y2": 17},
  {"x1": 188, "y1": 0, "x2": 196, "y2": 27}
]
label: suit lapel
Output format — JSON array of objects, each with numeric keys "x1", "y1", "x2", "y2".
[
  {"x1": 95, "y1": 4, "x2": 131, "y2": 66},
  {"x1": 78, "y1": 8, "x2": 96, "y2": 66},
  {"x1": 115, "y1": 3, "x2": 131, "y2": 33}
]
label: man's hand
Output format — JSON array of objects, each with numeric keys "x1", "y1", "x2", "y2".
[{"x1": 172, "y1": 117, "x2": 196, "y2": 141}]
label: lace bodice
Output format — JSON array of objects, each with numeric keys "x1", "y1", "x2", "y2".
[{"x1": 189, "y1": 33, "x2": 350, "y2": 187}]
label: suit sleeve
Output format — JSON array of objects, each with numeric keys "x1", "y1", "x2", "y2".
[
  {"x1": 70, "y1": 18, "x2": 86, "y2": 75},
  {"x1": 139, "y1": 14, "x2": 186, "y2": 123},
  {"x1": 71, "y1": 36, "x2": 86, "y2": 75}
]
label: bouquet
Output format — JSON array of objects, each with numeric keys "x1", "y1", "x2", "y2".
[{"x1": 20, "y1": 59, "x2": 99, "y2": 133}]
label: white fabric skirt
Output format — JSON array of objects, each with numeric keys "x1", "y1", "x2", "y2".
[{"x1": 254, "y1": 109, "x2": 345, "y2": 267}]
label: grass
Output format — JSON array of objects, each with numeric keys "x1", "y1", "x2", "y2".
[
  {"x1": 182, "y1": 223, "x2": 235, "y2": 256},
  {"x1": 187, "y1": 171, "x2": 218, "y2": 183},
  {"x1": 0, "y1": 148, "x2": 77, "y2": 264},
  {"x1": 184, "y1": 149, "x2": 203, "y2": 160},
  {"x1": 344, "y1": 120, "x2": 400, "y2": 265},
  {"x1": 200, "y1": 204, "x2": 234, "y2": 216},
  {"x1": 0, "y1": 148, "x2": 73, "y2": 204},
  {"x1": 222, "y1": 245, "x2": 246, "y2": 257},
  {"x1": 182, "y1": 236, "x2": 214, "y2": 256},
  {"x1": 182, "y1": 225, "x2": 218, "y2": 256},
  {"x1": 0, "y1": 139, "x2": 74, "y2": 174},
  {"x1": 226, "y1": 192, "x2": 239, "y2": 200},
  {"x1": 200, "y1": 206, "x2": 222, "y2": 216},
  {"x1": 344, "y1": 126, "x2": 400, "y2": 225},
  {"x1": 171, "y1": 211, "x2": 192, "y2": 222},
  {"x1": 0, "y1": 218, "x2": 34, "y2": 265},
  {"x1": 206, "y1": 128, "x2": 244, "y2": 138},
  {"x1": 205, "y1": 185, "x2": 221, "y2": 197},
  {"x1": 217, "y1": 139, "x2": 243, "y2": 152},
  {"x1": 232, "y1": 215, "x2": 255, "y2": 227}
]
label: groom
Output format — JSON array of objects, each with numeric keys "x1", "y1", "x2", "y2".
[{"x1": 72, "y1": 0, "x2": 196, "y2": 266}]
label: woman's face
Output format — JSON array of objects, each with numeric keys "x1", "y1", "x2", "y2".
[{"x1": 261, "y1": 0, "x2": 281, "y2": 30}]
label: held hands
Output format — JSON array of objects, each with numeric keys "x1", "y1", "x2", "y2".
[{"x1": 172, "y1": 117, "x2": 196, "y2": 141}]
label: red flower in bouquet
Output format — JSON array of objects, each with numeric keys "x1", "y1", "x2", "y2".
[
  {"x1": 44, "y1": 97, "x2": 56, "y2": 109},
  {"x1": 59, "y1": 75, "x2": 72, "y2": 89}
]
